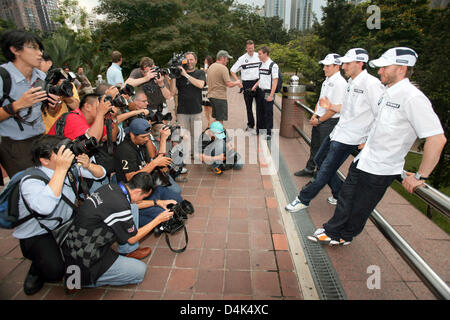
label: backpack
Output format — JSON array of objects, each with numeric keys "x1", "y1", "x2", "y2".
[
  {"x1": 269, "y1": 61, "x2": 283, "y2": 93},
  {"x1": 0, "y1": 168, "x2": 50, "y2": 229}
]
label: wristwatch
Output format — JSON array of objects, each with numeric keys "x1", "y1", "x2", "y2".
[{"x1": 414, "y1": 172, "x2": 428, "y2": 180}]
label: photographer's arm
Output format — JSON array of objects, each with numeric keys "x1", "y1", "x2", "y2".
[
  {"x1": 155, "y1": 76, "x2": 172, "y2": 100},
  {"x1": 127, "y1": 209, "x2": 173, "y2": 244},
  {"x1": 62, "y1": 84, "x2": 80, "y2": 110},
  {"x1": 116, "y1": 109, "x2": 150, "y2": 124},
  {"x1": 0, "y1": 87, "x2": 47, "y2": 121},
  {"x1": 76, "y1": 154, "x2": 106, "y2": 179},
  {"x1": 124, "y1": 155, "x2": 172, "y2": 181},
  {"x1": 180, "y1": 68, "x2": 205, "y2": 89}
]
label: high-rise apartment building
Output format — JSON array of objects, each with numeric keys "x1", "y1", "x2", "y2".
[
  {"x1": 264, "y1": 0, "x2": 287, "y2": 27},
  {"x1": 0, "y1": 0, "x2": 58, "y2": 31},
  {"x1": 290, "y1": 0, "x2": 313, "y2": 31}
]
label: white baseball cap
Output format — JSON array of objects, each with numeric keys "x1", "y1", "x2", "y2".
[
  {"x1": 319, "y1": 53, "x2": 342, "y2": 65},
  {"x1": 369, "y1": 47, "x2": 418, "y2": 68},
  {"x1": 339, "y1": 48, "x2": 369, "y2": 63}
]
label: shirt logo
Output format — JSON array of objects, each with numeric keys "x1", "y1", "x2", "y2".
[
  {"x1": 396, "y1": 59, "x2": 408, "y2": 64},
  {"x1": 386, "y1": 102, "x2": 400, "y2": 108},
  {"x1": 354, "y1": 88, "x2": 364, "y2": 94},
  {"x1": 245, "y1": 59, "x2": 248, "y2": 63},
  {"x1": 128, "y1": 225, "x2": 135, "y2": 233}
]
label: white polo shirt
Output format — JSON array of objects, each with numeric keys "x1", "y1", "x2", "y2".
[
  {"x1": 315, "y1": 71, "x2": 347, "y2": 119},
  {"x1": 258, "y1": 58, "x2": 279, "y2": 91},
  {"x1": 230, "y1": 53, "x2": 261, "y2": 81},
  {"x1": 355, "y1": 78, "x2": 444, "y2": 175},
  {"x1": 330, "y1": 69, "x2": 384, "y2": 145}
]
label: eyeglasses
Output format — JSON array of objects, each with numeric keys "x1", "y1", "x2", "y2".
[{"x1": 23, "y1": 45, "x2": 42, "y2": 52}]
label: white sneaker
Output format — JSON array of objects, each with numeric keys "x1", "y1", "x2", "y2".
[
  {"x1": 329, "y1": 239, "x2": 351, "y2": 246},
  {"x1": 327, "y1": 196, "x2": 337, "y2": 205},
  {"x1": 307, "y1": 228, "x2": 331, "y2": 244},
  {"x1": 285, "y1": 198, "x2": 308, "y2": 212},
  {"x1": 180, "y1": 167, "x2": 188, "y2": 174}
]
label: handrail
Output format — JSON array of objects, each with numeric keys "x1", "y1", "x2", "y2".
[{"x1": 290, "y1": 99, "x2": 450, "y2": 300}]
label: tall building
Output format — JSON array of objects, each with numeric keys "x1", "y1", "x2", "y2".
[
  {"x1": 264, "y1": 0, "x2": 287, "y2": 27},
  {"x1": 0, "y1": 0, "x2": 58, "y2": 31},
  {"x1": 0, "y1": 0, "x2": 42, "y2": 30},
  {"x1": 34, "y1": 0, "x2": 58, "y2": 32},
  {"x1": 290, "y1": 0, "x2": 313, "y2": 31}
]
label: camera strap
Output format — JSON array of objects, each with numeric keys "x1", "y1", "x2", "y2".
[{"x1": 165, "y1": 225, "x2": 188, "y2": 253}]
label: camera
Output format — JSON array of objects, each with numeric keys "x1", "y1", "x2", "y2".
[
  {"x1": 40, "y1": 68, "x2": 75, "y2": 113},
  {"x1": 167, "y1": 53, "x2": 188, "y2": 79},
  {"x1": 119, "y1": 83, "x2": 135, "y2": 96},
  {"x1": 151, "y1": 66, "x2": 171, "y2": 79},
  {"x1": 154, "y1": 200, "x2": 194, "y2": 235},
  {"x1": 54, "y1": 135, "x2": 99, "y2": 164},
  {"x1": 103, "y1": 94, "x2": 128, "y2": 111}
]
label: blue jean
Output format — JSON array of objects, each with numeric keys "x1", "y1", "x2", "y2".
[
  {"x1": 87, "y1": 255, "x2": 146, "y2": 288},
  {"x1": 117, "y1": 203, "x2": 139, "y2": 255},
  {"x1": 138, "y1": 185, "x2": 183, "y2": 227},
  {"x1": 298, "y1": 136, "x2": 357, "y2": 206}
]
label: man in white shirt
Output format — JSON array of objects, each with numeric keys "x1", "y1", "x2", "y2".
[
  {"x1": 231, "y1": 40, "x2": 261, "y2": 132},
  {"x1": 251, "y1": 46, "x2": 278, "y2": 140},
  {"x1": 106, "y1": 51, "x2": 124, "y2": 88},
  {"x1": 308, "y1": 47, "x2": 446, "y2": 246},
  {"x1": 286, "y1": 48, "x2": 384, "y2": 212},
  {"x1": 294, "y1": 53, "x2": 347, "y2": 178}
]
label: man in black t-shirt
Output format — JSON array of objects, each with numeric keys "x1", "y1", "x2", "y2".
[
  {"x1": 169, "y1": 52, "x2": 206, "y2": 158},
  {"x1": 62, "y1": 173, "x2": 173, "y2": 288},
  {"x1": 113, "y1": 118, "x2": 183, "y2": 227}
]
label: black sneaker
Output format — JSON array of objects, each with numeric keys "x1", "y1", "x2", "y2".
[
  {"x1": 294, "y1": 168, "x2": 314, "y2": 177},
  {"x1": 24, "y1": 270, "x2": 44, "y2": 295}
]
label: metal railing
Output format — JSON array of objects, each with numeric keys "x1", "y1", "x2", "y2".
[{"x1": 275, "y1": 99, "x2": 450, "y2": 299}]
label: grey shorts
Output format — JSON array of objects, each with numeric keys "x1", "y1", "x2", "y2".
[{"x1": 210, "y1": 98, "x2": 228, "y2": 121}]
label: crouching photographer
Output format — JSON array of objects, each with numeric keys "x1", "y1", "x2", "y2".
[
  {"x1": 12, "y1": 135, "x2": 105, "y2": 295},
  {"x1": 199, "y1": 121, "x2": 244, "y2": 175},
  {"x1": 62, "y1": 172, "x2": 174, "y2": 288},
  {"x1": 113, "y1": 118, "x2": 184, "y2": 227}
]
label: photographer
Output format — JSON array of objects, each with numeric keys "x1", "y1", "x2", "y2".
[
  {"x1": 48, "y1": 93, "x2": 113, "y2": 142},
  {"x1": 40, "y1": 65, "x2": 81, "y2": 133},
  {"x1": 199, "y1": 121, "x2": 243, "y2": 175},
  {"x1": 125, "y1": 57, "x2": 173, "y2": 110},
  {"x1": 62, "y1": 172, "x2": 174, "y2": 288},
  {"x1": 13, "y1": 135, "x2": 105, "y2": 295},
  {"x1": 113, "y1": 118, "x2": 183, "y2": 226},
  {"x1": 169, "y1": 51, "x2": 205, "y2": 159},
  {"x1": 0, "y1": 30, "x2": 62, "y2": 178}
]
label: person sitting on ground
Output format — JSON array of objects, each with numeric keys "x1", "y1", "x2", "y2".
[
  {"x1": 198, "y1": 121, "x2": 243, "y2": 175},
  {"x1": 14, "y1": 135, "x2": 106, "y2": 295},
  {"x1": 62, "y1": 172, "x2": 174, "y2": 288}
]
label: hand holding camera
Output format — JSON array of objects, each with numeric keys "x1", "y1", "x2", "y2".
[
  {"x1": 98, "y1": 95, "x2": 113, "y2": 116},
  {"x1": 75, "y1": 153, "x2": 91, "y2": 169},
  {"x1": 14, "y1": 86, "x2": 47, "y2": 111},
  {"x1": 54, "y1": 145, "x2": 75, "y2": 173},
  {"x1": 155, "y1": 209, "x2": 174, "y2": 224}
]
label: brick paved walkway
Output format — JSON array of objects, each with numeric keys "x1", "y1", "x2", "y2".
[{"x1": 0, "y1": 87, "x2": 303, "y2": 300}]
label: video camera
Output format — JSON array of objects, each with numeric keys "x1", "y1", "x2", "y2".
[
  {"x1": 39, "y1": 68, "x2": 75, "y2": 113},
  {"x1": 167, "y1": 53, "x2": 188, "y2": 79}
]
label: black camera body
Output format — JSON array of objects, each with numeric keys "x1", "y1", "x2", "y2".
[
  {"x1": 154, "y1": 200, "x2": 194, "y2": 235},
  {"x1": 167, "y1": 53, "x2": 188, "y2": 79},
  {"x1": 103, "y1": 94, "x2": 128, "y2": 111},
  {"x1": 40, "y1": 68, "x2": 75, "y2": 112},
  {"x1": 54, "y1": 134, "x2": 99, "y2": 165}
]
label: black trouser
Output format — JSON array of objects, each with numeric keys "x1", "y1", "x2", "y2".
[
  {"x1": 323, "y1": 161, "x2": 398, "y2": 242},
  {"x1": 306, "y1": 118, "x2": 339, "y2": 171},
  {"x1": 242, "y1": 80, "x2": 258, "y2": 129},
  {"x1": 255, "y1": 89, "x2": 274, "y2": 136},
  {"x1": 19, "y1": 232, "x2": 65, "y2": 282},
  {"x1": 0, "y1": 134, "x2": 43, "y2": 178}
]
